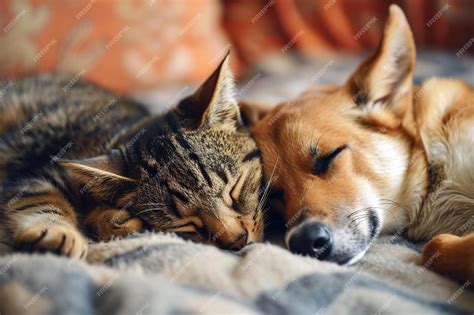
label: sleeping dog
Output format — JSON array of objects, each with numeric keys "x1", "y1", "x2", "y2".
[{"x1": 242, "y1": 5, "x2": 474, "y2": 282}]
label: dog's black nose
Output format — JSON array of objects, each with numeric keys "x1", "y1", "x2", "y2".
[{"x1": 288, "y1": 222, "x2": 333, "y2": 260}]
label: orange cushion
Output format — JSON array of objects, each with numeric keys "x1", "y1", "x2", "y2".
[{"x1": 0, "y1": 0, "x2": 229, "y2": 92}]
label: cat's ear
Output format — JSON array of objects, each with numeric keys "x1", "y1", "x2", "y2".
[
  {"x1": 59, "y1": 149, "x2": 137, "y2": 202},
  {"x1": 346, "y1": 5, "x2": 415, "y2": 116},
  {"x1": 178, "y1": 53, "x2": 242, "y2": 130}
]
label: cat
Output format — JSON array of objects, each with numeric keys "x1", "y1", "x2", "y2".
[{"x1": 0, "y1": 55, "x2": 265, "y2": 258}]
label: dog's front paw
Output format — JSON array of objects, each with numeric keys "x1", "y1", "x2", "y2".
[
  {"x1": 14, "y1": 225, "x2": 88, "y2": 259},
  {"x1": 422, "y1": 234, "x2": 468, "y2": 282},
  {"x1": 422, "y1": 234, "x2": 457, "y2": 260}
]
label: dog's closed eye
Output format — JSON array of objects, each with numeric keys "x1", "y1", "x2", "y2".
[{"x1": 313, "y1": 145, "x2": 348, "y2": 176}]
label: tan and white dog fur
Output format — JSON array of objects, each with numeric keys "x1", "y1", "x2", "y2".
[{"x1": 242, "y1": 5, "x2": 474, "y2": 282}]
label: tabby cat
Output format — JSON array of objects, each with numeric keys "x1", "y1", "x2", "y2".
[{"x1": 0, "y1": 55, "x2": 264, "y2": 258}]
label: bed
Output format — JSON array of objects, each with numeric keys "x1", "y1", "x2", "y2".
[{"x1": 1, "y1": 51, "x2": 473, "y2": 315}]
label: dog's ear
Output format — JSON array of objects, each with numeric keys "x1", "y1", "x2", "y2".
[
  {"x1": 239, "y1": 100, "x2": 273, "y2": 127},
  {"x1": 177, "y1": 53, "x2": 241, "y2": 131},
  {"x1": 347, "y1": 5, "x2": 415, "y2": 116}
]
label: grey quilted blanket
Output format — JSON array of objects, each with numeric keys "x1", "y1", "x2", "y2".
[{"x1": 1, "y1": 233, "x2": 473, "y2": 315}]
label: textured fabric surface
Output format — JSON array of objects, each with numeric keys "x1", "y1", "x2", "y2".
[
  {"x1": 0, "y1": 233, "x2": 473, "y2": 315},
  {"x1": 0, "y1": 0, "x2": 227, "y2": 92},
  {"x1": 2, "y1": 1, "x2": 472, "y2": 93},
  {"x1": 223, "y1": 0, "x2": 474, "y2": 69}
]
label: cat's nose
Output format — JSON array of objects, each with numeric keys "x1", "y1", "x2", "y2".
[{"x1": 227, "y1": 232, "x2": 248, "y2": 251}]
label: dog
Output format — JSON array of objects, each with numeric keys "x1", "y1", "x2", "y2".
[{"x1": 241, "y1": 5, "x2": 474, "y2": 282}]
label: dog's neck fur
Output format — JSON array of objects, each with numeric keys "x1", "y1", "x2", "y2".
[
  {"x1": 383, "y1": 79, "x2": 474, "y2": 241},
  {"x1": 382, "y1": 141, "x2": 429, "y2": 238},
  {"x1": 376, "y1": 87, "x2": 430, "y2": 237}
]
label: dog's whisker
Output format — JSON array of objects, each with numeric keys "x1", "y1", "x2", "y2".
[
  {"x1": 347, "y1": 208, "x2": 370, "y2": 219},
  {"x1": 348, "y1": 216, "x2": 372, "y2": 227},
  {"x1": 379, "y1": 199, "x2": 409, "y2": 228}
]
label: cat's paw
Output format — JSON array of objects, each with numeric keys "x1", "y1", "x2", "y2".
[
  {"x1": 85, "y1": 209, "x2": 143, "y2": 241},
  {"x1": 14, "y1": 225, "x2": 88, "y2": 259}
]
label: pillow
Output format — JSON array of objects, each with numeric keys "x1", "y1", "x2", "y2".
[{"x1": 0, "y1": 0, "x2": 229, "y2": 92}]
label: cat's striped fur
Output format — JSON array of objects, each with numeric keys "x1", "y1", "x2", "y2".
[{"x1": 0, "y1": 56, "x2": 264, "y2": 258}]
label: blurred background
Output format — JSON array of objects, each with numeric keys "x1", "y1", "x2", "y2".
[{"x1": 0, "y1": 0, "x2": 473, "y2": 106}]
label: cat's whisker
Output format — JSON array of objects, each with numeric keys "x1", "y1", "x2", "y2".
[
  {"x1": 256, "y1": 158, "x2": 279, "y2": 212},
  {"x1": 138, "y1": 202, "x2": 163, "y2": 207},
  {"x1": 136, "y1": 202, "x2": 166, "y2": 208},
  {"x1": 135, "y1": 207, "x2": 163, "y2": 217}
]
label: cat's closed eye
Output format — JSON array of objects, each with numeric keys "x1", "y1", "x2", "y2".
[
  {"x1": 227, "y1": 170, "x2": 249, "y2": 212},
  {"x1": 170, "y1": 216, "x2": 204, "y2": 233},
  {"x1": 171, "y1": 223, "x2": 198, "y2": 233}
]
